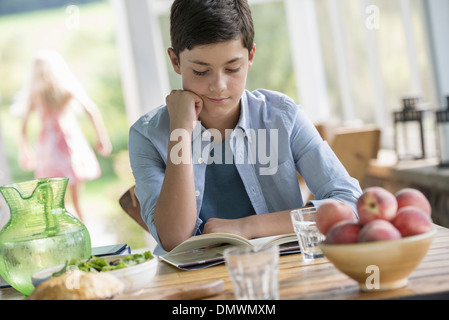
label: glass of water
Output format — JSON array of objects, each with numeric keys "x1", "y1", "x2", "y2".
[
  {"x1": 290, "y1": 207, "x2": 326, "y2": 260},
  {"x1": 224, "y1": 245, "x2": 279, "y2": 300}
]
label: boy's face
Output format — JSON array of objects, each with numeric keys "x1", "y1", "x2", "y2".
[{"x1": 168, "y1": 39, "x2": 255, "y2": 124}]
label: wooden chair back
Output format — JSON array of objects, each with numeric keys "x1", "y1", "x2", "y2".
[
  {"x1": 331, "y1": 126, "x2": 380, "y2": 183},
  {"x1": 119, "y1": 185, "x2": 149, "y2": 232}
]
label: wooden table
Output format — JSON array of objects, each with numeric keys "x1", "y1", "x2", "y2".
[{"x1": 2, "y1": 225, "x2": 449, "y2": 301}]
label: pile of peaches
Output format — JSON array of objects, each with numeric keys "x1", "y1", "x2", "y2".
[{"x1": 316, "y1": 187, "x2": 433, "y2": 244}]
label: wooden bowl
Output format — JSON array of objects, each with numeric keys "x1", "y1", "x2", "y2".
[{"x1": 319, "y1": 229, "x2": 436, "y2": 291}]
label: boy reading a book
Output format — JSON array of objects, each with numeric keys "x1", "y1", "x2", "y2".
[{"x1": 129, "y1": 0, "x2": 362, "y2": 254}]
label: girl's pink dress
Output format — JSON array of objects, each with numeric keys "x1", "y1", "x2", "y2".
[{"x1": 34, "y1": 108, "x2": 101, "y2": 185}]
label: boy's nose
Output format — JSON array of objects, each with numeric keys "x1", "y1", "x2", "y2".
[{"x1": 209, "y1": 73, "x2": 226, "y2": 93}]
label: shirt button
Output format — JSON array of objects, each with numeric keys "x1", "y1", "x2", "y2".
[
  {"x1": 195, "y1": 190, "x2": 200, "y2": 197},
  {"x1": 202, "y1": 131, "x2": 209, "y2": 138},
  {"x1": 198, "y1": 157, "x2": 204, "y2": 164}
]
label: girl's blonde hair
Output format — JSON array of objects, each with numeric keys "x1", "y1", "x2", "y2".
[{"x1": 28, "y1": 50, "x2": 84, "y2": 111}]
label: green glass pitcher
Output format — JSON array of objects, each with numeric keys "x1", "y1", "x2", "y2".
[{"x1": 0, "y1": 177, "x2": 91, "y2": 296}]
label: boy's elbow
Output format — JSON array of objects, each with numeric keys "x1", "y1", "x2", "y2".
[
  {"x1": 159, "y1": 233, "x2": 188, "y2": 252},
  {"x1": 154, "y1": 216, "x2": 195, "y2": 252}
]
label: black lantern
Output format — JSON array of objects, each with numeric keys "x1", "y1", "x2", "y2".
[
  {"x1": 436, "y1": 96, "x2": 449, "y2": 167},
  {"x1": 393, "y1": 96, "x2": 436, "y2": 160}
]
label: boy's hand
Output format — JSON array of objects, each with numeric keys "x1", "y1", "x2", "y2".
[
  {"x1": 166, "y1": 90, "x2": 203, "y2": 133},
  {"x1": 203, "y1": 217, "x2": 250, "y2": 239}
]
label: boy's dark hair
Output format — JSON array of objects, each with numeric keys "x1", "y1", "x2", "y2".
[{"x1": 170, "y1": 0, "x2": 254, "y2": 57}]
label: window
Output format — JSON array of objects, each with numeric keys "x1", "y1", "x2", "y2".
[{"x1": 117, "y1": 0, "x2": 438, "y2": 150}]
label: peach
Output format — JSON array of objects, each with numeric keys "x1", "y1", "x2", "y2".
[
  {"x1": 325, "y1": 220, "x2": 362, "y2": 244},
  {"x1": 356, "y1": 187, "x2": 397, "y2": 224},
  {"x1": 395, "y1": 188, "x2": 431, "y2": 216},
  {"x1": 358, "y1": 220, "x2": 401, "y2": 242},
  {"x1": 316, "y1": 199, "x2": 355, "y2": 235},
  {"x1": 392, "y1": 206, "x2": 433, "y2": 237}
]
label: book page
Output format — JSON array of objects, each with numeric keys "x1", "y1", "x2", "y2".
[
  {"x1": 160, "y1": 244, "x2": 234, "y2": 269},
  {"x1": 168, "y1": 233, "x2": 252, "y2": 255},
  {"x1": 160, "y1": 232, "x2": 300, "y2": 270},
  {"x1": 249, "y1": 233, "x2": 298, "y2": 249}
]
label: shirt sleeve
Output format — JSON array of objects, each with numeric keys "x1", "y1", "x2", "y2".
[
  {"x1": 128, "y1": 124, "x2": 166, "y2": 253},
  {"x1": 287, "y1": 100, "x2": 362, "y2": 214}
]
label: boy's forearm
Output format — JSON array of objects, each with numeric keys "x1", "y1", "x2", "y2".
[
  {"x1": 244, "y1": 203, "x2": 316, "y2": 238},
  {"x1": 154, "y1": 136, "x2": 198, "y2": 251},
  {"x1": 242, "y1": 210, "x2": 295, "y2": 239}
]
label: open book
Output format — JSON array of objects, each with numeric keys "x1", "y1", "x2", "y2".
[{"x1": 159, "y1": 233, "x2": 299, "y2": 270}]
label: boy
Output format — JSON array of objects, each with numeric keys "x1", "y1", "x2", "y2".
[{"x1": 129, "y1": 0, "x2": 362, "y2": 254}]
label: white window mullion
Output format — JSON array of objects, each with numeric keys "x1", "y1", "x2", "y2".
[
  {"x1": 400, "y1": 0, "x2": 422, "y2": 95},
  {"x1": 111, "y1": 0, "x2": 170, "y2": 125},
  {"x1": 422, "y1": 0, "x2": 449, "y2": 107},
  {"x1": 360, "y1": 0, "x2": 388, "y2": 132},
  {"x1": 327, "y1": 0, "x2": 355, "y2": 122},
  {"x1": 284, "y1": 0, "x2": 330, "y2": 123}
]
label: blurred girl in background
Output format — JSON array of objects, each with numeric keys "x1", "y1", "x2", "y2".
[{"x1": 18, "y1": 50, "x2": 112, "y2": 221}]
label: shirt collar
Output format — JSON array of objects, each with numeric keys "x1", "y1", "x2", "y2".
[{"x1": 235, "y1": 90, "x2": 251, "y2": 132}]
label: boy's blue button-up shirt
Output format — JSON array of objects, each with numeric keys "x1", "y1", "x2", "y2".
[{"x1": 129, "y1": 89, "x2": 362, "y2": 254}]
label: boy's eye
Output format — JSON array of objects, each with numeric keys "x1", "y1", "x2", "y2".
[
  {"x1": 193, "y1": 69, "x2": 208, "y2": 76},
  {"x1": 226, "y1": 67, "x2": 241, "y2": 73},
  {"x1": 192, "y1": 67, "x2": 241, "y2": 76}
]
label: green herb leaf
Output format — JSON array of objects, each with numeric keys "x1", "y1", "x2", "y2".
[{"x1": 50, "y1": 251, "x2": 153, "y2": 277}]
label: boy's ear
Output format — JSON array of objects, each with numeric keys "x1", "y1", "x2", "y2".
[
  {"x1": 168, "y1": 48, "x2": 181, "y2": 74},
  {"x1": 248, "y1": 43, "x2": 256, "y2": 69}
]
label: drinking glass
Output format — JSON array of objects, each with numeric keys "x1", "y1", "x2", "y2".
[
  {"x1": 224, "y1": 245, "x2": 279, "y2": 300},
  {"x1": 290, "y1": 207, "x2": 325, "y2": 260}
]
